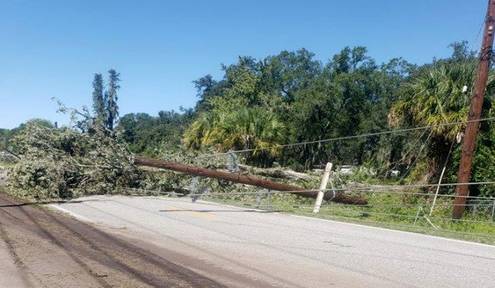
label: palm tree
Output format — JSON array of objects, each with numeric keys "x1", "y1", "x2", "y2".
[
  {"x1": 182, "y1": 114, "x2": 214, "y2": 150},
  {"x1": 389, "y1": 61, "x2": 486, "y2": 140},
  {"x1": 183, "y1": 107, "x2": 286, "y2": 166},
  {"x1": 388, "y1": 60, "x2": 495, "y2": 181}
]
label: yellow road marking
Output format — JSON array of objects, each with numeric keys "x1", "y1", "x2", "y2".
[{"x1": 164, "y1": 205, "x2": 216, "y2": 220}]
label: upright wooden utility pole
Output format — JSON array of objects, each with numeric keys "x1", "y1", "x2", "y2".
[{"x1": 452, "y1": 0, "x2": 495, "y2": 219}]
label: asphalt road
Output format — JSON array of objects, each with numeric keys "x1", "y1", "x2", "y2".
[
  {"x1": 0, "y1": 192, "x2": 224, "y2": 288},
  {"x1": 49, "y1": 195, "x2": 495, "y2": 288}
]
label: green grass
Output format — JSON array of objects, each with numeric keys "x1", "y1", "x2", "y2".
[{"x1": 202, "y1": 191, "x2": 495, "y2": 245}]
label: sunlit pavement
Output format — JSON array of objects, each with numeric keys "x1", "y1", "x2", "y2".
[{"x1": 50, "y1": 195, "x2": 495, "y2": 288}]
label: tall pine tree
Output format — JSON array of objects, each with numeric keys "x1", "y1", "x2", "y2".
[
  {"x1": 91, "y1": 73, "x2": 106, "y2": 128},
  {"x1": 105, "y1": 69, "x2": 120, "y2": 131}
]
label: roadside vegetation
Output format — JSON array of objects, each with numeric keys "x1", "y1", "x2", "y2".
[
  {"x1": 1, "y1": 42, "x2": 495, "y2": 243},
  {"x1": 202, "y1": 185, "x2": 495, "y2": 245}
]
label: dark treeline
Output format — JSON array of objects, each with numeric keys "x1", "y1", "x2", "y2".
[
  {"x1": 118, "y1": 109, "x2": 193, "y2": 155},
  {"x1": 184, "y1": 46, "x2": 413, "y2": 168}
]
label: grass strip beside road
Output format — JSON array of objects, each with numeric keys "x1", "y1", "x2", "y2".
[{"x1": 202, "y1": 192, "x2": 495, "y2": 245}]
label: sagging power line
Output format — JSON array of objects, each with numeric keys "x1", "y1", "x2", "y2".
[{"x1": 196, "y1": 117, "x2": 495, "y2": 159}]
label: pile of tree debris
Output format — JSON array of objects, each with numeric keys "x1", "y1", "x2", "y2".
[
  {"x1": 7, "y1": 121, "x2": 141, "y2": 200},
  {"x1": 5, "y1": 121, "x2": 367, "y2": 206}
]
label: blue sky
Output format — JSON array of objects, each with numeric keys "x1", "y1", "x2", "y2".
[{"x1": 0, "y1": 0, "x2": 487, "y2": 128}]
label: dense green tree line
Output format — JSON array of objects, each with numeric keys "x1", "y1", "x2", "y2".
[
  {"x1": 3, "y1": 42, "x2": 495, "y2": 196},
  {"x1": 118, "y1": 109, "x2": 193, "y2": 155},
  {"x1": 184, "y1": 46, "x2": 415, "y2": 169},
  {"x1": 179, "y1": 42, "x2": 494, "y2": 196}
]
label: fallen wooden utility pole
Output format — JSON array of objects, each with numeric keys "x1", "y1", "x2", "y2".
[{"x1": 134, "y1": 156, "x2": 367, "y2": 205}]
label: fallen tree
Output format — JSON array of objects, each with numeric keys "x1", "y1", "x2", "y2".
[
  {"x1": 134, "y1": 156, "x2": 367, "y2": 205},
  {"x1": 5, "y1": 121, "x2": 366, "y2": 205},
  {"x1": 7, "y1": 122, "x2": 141, "y2": 199}
]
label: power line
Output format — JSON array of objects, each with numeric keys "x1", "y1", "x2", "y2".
[
  {"x1": 181, "y1": 180, "x2": 495, "y2": 200},
  {"x1": 296, "y1": 202, "x2": 494, "y2": 209},
  {"x1": 182, "y1": 197, "x2": 495, "y2": 225},
  {"x1": 398, "y1": 129, "x2": 434, "y2": 182},
  {"x1": 197, "y1": 117, "x2": 495, "y2": 158},
  {"x1": 387, "y1": 128, "x2": 430, "y2": 173}
]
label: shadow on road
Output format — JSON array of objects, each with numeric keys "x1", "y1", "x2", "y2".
[
  {"x1": 0, "y1": 200, "x2": 83, "y2": 208},
  {"x1": 0, "y1": 198, "x2": 110, "y2": 208}
]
